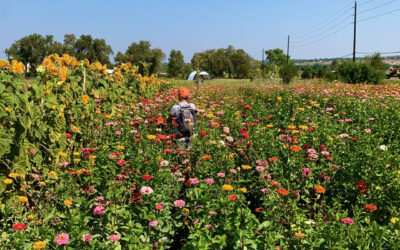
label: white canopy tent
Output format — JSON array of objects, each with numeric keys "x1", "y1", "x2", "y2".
[{"x1": 187, "y1": 71, "x2": 210, "y2": 80}]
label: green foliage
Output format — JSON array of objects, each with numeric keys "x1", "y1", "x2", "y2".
[
  {"x1": 74, "y1": 35, "x2": 114, "y2": 65},
  {"x1": 337, "y1": 61, "x2": 386, "y2": 84},
  {"x1": 167, "y1": 50, "x2": 185, "y2": 77},
  {"x1": 365, "y1": 53, "x2": 385, "y2": 70},
  {"x1": 279, "y1": 61, "x2": 298, "y2": 84},
  {"x1": 265, "y1": 48, "x2": 288, "y2": 66},
  {"x1": 114, "y1": 40, "x2": 166, "y2": 76},
  {"x1": 190, "y1": 45, "x2": 253, "y2": 79}
]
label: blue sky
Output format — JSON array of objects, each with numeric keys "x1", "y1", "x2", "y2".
[{"x1": 1, "y1": 0, "x2": 399, "y2": 62}]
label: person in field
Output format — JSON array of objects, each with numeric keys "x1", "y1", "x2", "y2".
[{"x1": 167, "y1": 87, "x2": 197, "y2": 150}]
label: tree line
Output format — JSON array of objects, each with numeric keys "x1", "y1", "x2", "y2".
[
  {"x1": 3, "y1": 33, "x2": 262, "y2": 78},
  {"x1": 3, "y1": 33, "x2": 391, "y2": 83}
]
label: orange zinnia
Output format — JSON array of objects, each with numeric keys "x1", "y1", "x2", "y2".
[
  {"x1": 268, "y1": 157, "x2": 278, "y2": 163},
  {"x1": 314, "y1": 185, "x2": 325, "y2": 194},
  {"x1": 270, "y1": 181, "x2": 280, "y2": 187},
  {"x1": 289, "y1": 145, "x2": 301, "y2": 152},
  {"x1": 277, "y1": 188, "x2": 289, "y2": 196},
  {"x1": 365, "y1": 204, "x2": 377, "y2": 212},
  {"x1": 202, "y1": 155, "x2": 211, "y2": 160}
]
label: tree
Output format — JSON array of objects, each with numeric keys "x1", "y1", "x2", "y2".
[
  {"x1": 265, "y1": 48, "x2": 289, "y2": 78},
  {"x1": 279, "y1": 61, "x2": 298, "y2": 84},
  {"x1": 5, "y1": 33, "x2": 55, "y2": 71},
  {"x1": 265, "y1": 49, "x2": 288, "y2": 66},
  {"x1": 74, "y1": 35, "x2": 113, "y2": 65},
  {"x1": 167, "y1": 50, "x2": 185, "y2": 77},
  {"x1": 115, "y1": 41, "x2": 165, "y2": 75}
]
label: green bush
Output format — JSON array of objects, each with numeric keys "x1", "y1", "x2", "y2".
[
  {"x1": 337, "y1": 61, "x2": 385, "y2": 84},
  {"x1": 279, "y1": 61, "x2": 298, "y2": 84}
]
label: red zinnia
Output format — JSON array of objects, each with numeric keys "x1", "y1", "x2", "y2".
[
  {"x1": 365, "y1": 204, "x2": 377, "y2": 212},
  {"x1": 155, "y1": 204, "x2": 164, "y2": 210},
  {"x1": 199, "y1": 131, "x2": 207, "y2": 137},
  {"x1": 13, "y1": 223, "x2": 27, "y2": 230},
  {"x1": 142, "y1": 174, "x2": 152, "y2": 181},
  {"x1": 356, "y1": 181, "x2": 367, "y2": 191},
  {"x1": 65, "y1": 133, "x2": 72, "y2": 138},
  {"x1": 229, "y1": 194, "x2": 237, "y2": 201}
]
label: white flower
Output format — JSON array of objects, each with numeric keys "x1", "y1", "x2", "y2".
[
  {"x1": 304, "y1": 220, "x2": 315, "y2": 225},
  {"x1": 379, "y1": 145, "x2": 388, "y2": 151}
]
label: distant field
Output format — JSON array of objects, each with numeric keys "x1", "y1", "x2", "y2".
[{"x1": 170, "y1": 78, "x2": 400, "y2": 88}]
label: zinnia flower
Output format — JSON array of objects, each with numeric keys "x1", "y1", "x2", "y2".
[
  {"x1": 55, "y1": 233, "x2": 69, "y2": 245},
  {"x1": 222, "y1": 184, "x2": 233, "y2": 191},
  {"x1": 277, "y1": 188, "x2": 289, "y2": 196},
  {"x1": 174, "y1": 199, "x2": 185, "y2": 208},
  {"x1": 140, "y1": 186, "x2": 154, "y2": 195},
  {"x1": 155, "y1": 203, "x2": 164, "y2": 210},
  {"x1": 365, "y1": 204, "x2": 377, "y2": 212},
  {"x1": 109, "y1": 234, "x2": 120, "y2": 242},
  {"x1": 341, "y1": 218, "x2": 354, "y2": 224},
  {"x1": 13, "y1": 223, "x2": 27, "y2": 230},
  {"x1": 204, "y1": 178, "x2": 214, "y2": 185},
  {"x1": 93, "y1": 206, "x2": 105, "y2": 215},
  {"x1": 82, "y1": 234, "x2": 92, "y2": 243},
  {"x1": 149, "y1": 220, "x2": 158, "y2": 227},
  {"x1": 33, "y1": 241, "x2": 46, "y2": 249},
  {"x1": 314, "y1": 185, "x2": 325, "y2": 194}
]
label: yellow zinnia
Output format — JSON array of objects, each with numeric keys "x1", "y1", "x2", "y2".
[
  {"x1": 33, "y1": 241, "x2": 47, "y2": 249},
  {"x1": 19, "y1": 196, "x2": 28, "y2": 203},
  {"x1": 64, "y1": 200, "x2": 73, "y2": 207},
  {"x1": 4, "y1": 179, "x2": 13, "y2": 184},
  {"x1": 237, "y1": 188, "x2": 247, "y2": 193},
  {"x1": 241, "y1": 165, "x2": 251, "y2": 170},
  {"x1": 222, "y1": 184, "x2": 233, "y2": 191},
  {"x1": 48, "y1": 171, "x2": 57, "y2": 179}
]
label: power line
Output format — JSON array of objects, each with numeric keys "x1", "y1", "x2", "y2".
[
  {"x1": 292, "y1": 14, "x2": 352, "y2": 43},
  {"x1": 292, "y1": 23, "x2": 353, "y2": 47},
  {"x1": 358, "y1": 0, "x2": 378, "y2": 7},
  {"x1": 358, "y1": 7, "x2": 400, "y2": 22},
  {"x1": 291, "y1": 3, "x2": 353, "y2": 37},
  {"x1": 359, "y1": 0, "x2": 398, "y2": 14}
]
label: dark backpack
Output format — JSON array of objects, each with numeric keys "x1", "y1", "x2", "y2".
[{"x1": 176, "y1": 103, "x2": 196, "y2": 134}]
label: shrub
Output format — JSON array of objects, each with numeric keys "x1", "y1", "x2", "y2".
[
  {"x1": 279, "y1": 61, "x2": 298, "y2": 84},
  {"x1": 337, "y1": 61, "x2": 385, "y2": 84}
]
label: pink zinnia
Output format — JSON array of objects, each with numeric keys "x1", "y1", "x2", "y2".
[
  {"x1": 155, "y1": 203, "x2": 164, "y2": 210},
  {"x1": 110, "y1": 234, "x2": 120, "y2": 242},
  {"x1": 230, "y1": 169, "x2": 237, "y2": 174},
  {"x1": 55, "y1": 233, "x2": 69, "y2": 245},
  {"x1": 140, "y1": 186, "x2": 154, "y2": 195},
  {"x1": 341, "y1": 218, "x2": 354, "y2": 225},
  {"x1": 302, "y1": 168, "x2": 311, "y2": 178},
  {"x1": 149, "y1": 220, "x2": 158, "y2": 227},
  {"x1": 364, "y1": 129, "x2": 371, "y2": 133},
  {"x1": 255, "y1": 166, "x2": 265, "y2": 172},
  {"x1": 309, "y1": 153, "x2": 318, "y2": 159},
  {"x1": 226, "y1": 136, "x2": 234, "y2": 142},
  {"x1": 321, "y1": 151, "x2": 330, "y2": 156},
  {"x1": 82, "y1": 234, "x2": 92, "y2": 243},
  {"x1": 160, "y1": 160, "x2": 169, "y2": 167},
  {"x1": 93, "y1": 206, "x2": 105, "y2": 215},
  {"x1": 204, "y1": 178, "x2": 214, "y2": 185},
  {"x1": 223, "y1": 127, "x2": 230, "y2": 133},
  {"x1": 189, "y1": 178, "x2": 200, "y2": 185},
  {"x1": 217, "y1": 173, "x2": 225, "y2": 178},
  {"x1": 174, "y1": 199, "x2": 185, "y2": 208}
]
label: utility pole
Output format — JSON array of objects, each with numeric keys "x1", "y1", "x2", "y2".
[
  {"x1": 287, "y1": 35, "x2": 290, "y2": 63},
  {"x1": 353, "y1": 1, "x2": 357, "y2": 62},
  {"x1": 262, "y1": 48, "x2": 265, "y2": 80}
]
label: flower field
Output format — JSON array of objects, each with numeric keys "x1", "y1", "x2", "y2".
[{"x1": 1, "y1": 57, "x2": 400, "y2": 248}]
